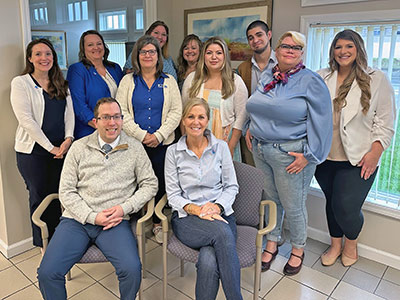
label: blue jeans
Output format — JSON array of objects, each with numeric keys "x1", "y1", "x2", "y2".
[
  {"x1": 171, "y1": 212, "x2": 243, "y2": 300},
  {"x1": 252, "y1": 138, "x2": 316, "y2": 249},
  {"x1": 37, "y1": 218, "x2": 141, "y2": 300}
]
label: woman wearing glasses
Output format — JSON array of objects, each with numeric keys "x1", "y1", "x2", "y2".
[
  {"x1": 245, "y1": 31, "x2": 332, "y2": 275},
  {"x1": 116, "y1": 35, "x2": 182, "y2": 243},
  {"x1": 316, "y1": 30, "x2": 395, "y2": 267}
]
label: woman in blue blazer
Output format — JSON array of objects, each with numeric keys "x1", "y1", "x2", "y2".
[{"x1": 67, "y1": 30, "x2": 123, "y2": 139}]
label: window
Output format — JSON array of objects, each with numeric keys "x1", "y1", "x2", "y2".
[
  {"x1": 98, "y1": 10, "x2": 127, "y2": 32},
  {"x1": 67, "y1": 0, "x2": 88, "y2": 22},
  {"x1": 106, "y1": 41, "x2": 126, "y2": 69},
  {"x1": 30, "y1": 2, "x2": 48, "y2": 25},
  {"x1": 302, "y1": 12, "x2": 400, "y2": 211},
  {"x1": 135, "y1": 8, "x2": 144, "y2": 31}
]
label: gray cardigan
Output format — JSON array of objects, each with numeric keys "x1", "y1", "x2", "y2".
[{"x1": 59, "y1": 130, "x2": 158, "y2": 225}]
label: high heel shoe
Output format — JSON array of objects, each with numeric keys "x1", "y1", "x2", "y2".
[{"x1": 261, "y1": 249, "x2": 278, "y2": 272}]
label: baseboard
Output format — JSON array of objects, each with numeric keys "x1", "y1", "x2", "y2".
[
  {"x1": 0, "y1": 237, "x2": 34, "y2": 259},
  {"x1": 308, "y1": 226, "x2": 400, "y2": 270}
]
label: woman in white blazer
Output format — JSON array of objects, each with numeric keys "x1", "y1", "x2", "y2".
[
  {"x1": 316, "y1": 29, "x2": 396, "y2": 267},
  {"x1": 11, "y1": 39, "x2": 74, "y2": 250}
]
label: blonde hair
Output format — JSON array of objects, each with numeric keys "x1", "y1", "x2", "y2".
[
  {"x1": 182, "y1": 98, "x2": 210, "y2": 120},
  {"x1": 275, "y1": 31, "x2": 306, "y2": 50},
  {"x1": 188, "y1": 37, "x2": 235, "y2": 99},
  {"x1": 327, "y1": 29, "x2": 372, "y2": 114}
]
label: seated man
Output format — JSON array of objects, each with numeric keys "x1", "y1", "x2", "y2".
[{"x1": 37, "y1": 97, "x2": 158, "y2": 300}]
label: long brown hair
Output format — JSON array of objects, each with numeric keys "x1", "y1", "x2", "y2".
[
  {"x1": 78, "y1": 30, "x2": 116, "y2": 68},
  {"x1": 188, "y1": 37, "x2": 235, "y2": 99},
  {"x1": 22, "y1": 39, "x2": 68, "y2": 99},
  {"x1": 177, "y1": 34, "x2": 203, "y2": 82},
  {"x1": 145, "y1": 20, "x2": 170, "y2": 58},
  {"x1": 328, "y1": 29, "x2": 372, "y2": 114}
]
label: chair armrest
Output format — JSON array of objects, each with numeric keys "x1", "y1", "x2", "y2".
[
  {"x1": 256, "y1": 200, "x2": 277, "y2": 248},
  {"x1": 136, "y1": 198, "x2": 155, "y2": 236},
  {"x1": 31, "y1": 193, "x2": 59, "y2": 250},
  {"x1": 155, "y1": 194, "x2": 168, "y2": 233}
]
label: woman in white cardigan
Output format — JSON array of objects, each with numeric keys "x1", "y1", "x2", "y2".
[
  {"x1": 116, "y1": 35, "x2": 182, "y2": 243},
  {"x1": 181, "y1": 37, "x2": 247, "y2": 161},
  {"x1": 11, "y1": 39, "x2": 74, "y2": 249},
  {"x1": 316, "y1": 29, "x2": 396, "y2": 267}
]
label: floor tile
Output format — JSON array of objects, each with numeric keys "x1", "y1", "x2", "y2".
[
  {"x1": 9, "y1": 247, "x2": 40, "y2": 264},
  {"x1": 15, "y1": 253, "x2": 42, "y2": 283},
  {"x1": 69, "y1": 282, "x2": 118, "y2": 300},
  {"x1": 145, "y1": 239, "x2": 160, "y2": 253},
  {"x1": 241, "y1": 265, "x2": 282, "y2": 298},
  {"x1": 351, "y1": 256, "x2": 387, "y2": 278},
  {"x1": 305, "y1": 238, "x2": 329, "y2": 255},
  {"x1": 65, "y1": 265, "x2": 96, "y2": 298},
  {"x1": 331, "y1": 281, "x2": 384, "y2": 300},
  {"x1": 303, "y1": 250, "x2": 321, "y2": 268},
  {"x1": 312, "y1": 258, "x2": 348, "y2": 280},
  {"x1": 144, "y1": 246, "x2": 181, "y2": 279},
  {"x1": 290, "y1": 265, "x2": 339, "y2": 295},
  {"x1": 4, "y1": 284, "x2": 43, "y2": 300},
  {"x1": 263, "y1": 277, "x2": 328, "y2": 300},
  {"x1": 76, "y1": 261, "x2": 115, "y2": 281},
  {"x1": 375, "y1": 279, "x2": 400, "y2": 300},
  {"x1": 0, "y1": 253, "x2": 12, "y2": 271},
  {"x1": 269, "y1": 254, "x2": 287, "y2": 275},
  {"x1": 167, "y1": 262, "x2": 196, "y2": 298},
  {"x1": 216, "y1": 286, "x2": 257, "y2": 300},
  {"x1": 383, "y1": 266, "x2": 400, "y2": 285},
  {"x1": 142, "y1": 280, "x2": 192, "y2": 300},
  {"x1": 0, "y1": 266, "x2": 31, "y2": 298},
  {"x1": 342, "y1": 267, "x2": 380, "y2": 293}
]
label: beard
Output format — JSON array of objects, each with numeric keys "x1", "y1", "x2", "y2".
[{"x1": 254, "y1": 44, "x2": 269, "y2": 55}]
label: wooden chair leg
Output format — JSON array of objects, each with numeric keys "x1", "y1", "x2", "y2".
[
  {"x1": 180, "y1": 259, "x2": 185, "y2": 277},
  {"x1": 162, "y1": 231, "x2": 168, "y2": 300},
  {"x1": 253, "y1": 246, "x2": 262, "y2": 300}
]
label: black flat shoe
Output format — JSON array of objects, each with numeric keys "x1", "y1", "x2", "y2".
[
  {"x1": 283, "y1": 252, "x2": 304, "y2": 276},
  {"x1": 261, "y1": 249, "x2": 278, "y2": 272}
]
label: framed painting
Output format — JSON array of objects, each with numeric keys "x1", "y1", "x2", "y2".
[
  {"x1": 185, "y1": 0, "x2": 273, "y2": 63},
  {"x1": 301, "y1": 0, "x2": 369, "y2": 6},
  {"x1": 31, "y1": 30, "x2": 68, "y2": 70}
]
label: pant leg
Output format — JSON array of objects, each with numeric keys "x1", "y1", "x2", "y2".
[
  {"x1": 171, "y1": 212, "x2": 242, "y2": 300},
  {"x1": 315, "y1": 160, "x2": 344, "y2": 237},
  {"x1": 195, "y1": 246, "x2": 220, "y2": 300},
  {"x1": 330, "y1": 162, "x2": 377, "y2": 240},
  {"x1": 37, "y1": 218, "x2": 91, "y2": 300},
  {"x1": 95, "y1": 220, "x2": 141, "y2": 300},
  {"x1": 144, "y1": 145, "x2": 167, "y2": 223},
  {"x1": 16, "y1": 152, "x2": 62, "y2": 247}
]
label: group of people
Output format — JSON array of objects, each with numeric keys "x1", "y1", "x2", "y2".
[{"x1": 10, "y1": 17, "x2": 395, "y2": 300}]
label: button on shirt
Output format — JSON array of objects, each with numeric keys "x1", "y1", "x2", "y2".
[
  {"x1": 131, "y1": 74, "x2": 166, "y2": 134},
  {"x1": 165, "y1": 130, "x2": 239, "y2": 218}
]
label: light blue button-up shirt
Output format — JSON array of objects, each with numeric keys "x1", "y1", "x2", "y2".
[
  {"x1": 246, "y1": 68, "x2": 333, "y2": 164},
  {"x1": 165, "y1": 130, "x2": 239, "y2": 218}
]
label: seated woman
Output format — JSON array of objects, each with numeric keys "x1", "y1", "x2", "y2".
[{"x1": 165, "y1": 98, "x2": 243, "y2": 300}]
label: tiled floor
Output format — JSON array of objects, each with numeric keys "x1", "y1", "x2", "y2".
[{"x1": 1, "y1": 233, "x2": 400, "y2": 300}]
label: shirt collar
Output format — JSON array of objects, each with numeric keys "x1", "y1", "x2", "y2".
[
  {"x1": 251, "y1": 49, "x2": 277, "y2": 70},
  {"x1": 176, "y1": 129, "x2": 218, "y2": 153},
  {"x1": 98, "y1": 135, "x2": 120, "y2": 150}
]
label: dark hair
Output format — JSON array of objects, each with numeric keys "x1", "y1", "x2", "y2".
[
  {"x1": 22, "y1": 38, "x2": 68, "y2": 99},
  {"x1": 78, "y1": 30, "x2": 116, "y2": 68},
  {"x1": 177, "y1": 34, "x2": 203, "y2": 81},
  {"x1": 246, "y1": 20, "x2": 270, "y2": 36},
  {"x1": 328, "y1": 29, "x2": 371, "y2": 114},
  {"x1": 131, "y1": 35, "x2": 163, "y2": 78},
  {"x1": 145, "y1": 20, "x2": 170, "y2": 58},
  {"x1": 94, "y1": 97, "x2": 121, "y2": 118}
]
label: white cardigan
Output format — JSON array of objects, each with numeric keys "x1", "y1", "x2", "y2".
[
  {"x1": 181, "y1": 72, "x2": 248, "y2": 131},
  {"x1": 317, "y1": 68, "x2": 396, "y2": 166},
  {"x1": 10, "y1": 74, "x2": 75, "y2": 154},
  {"x1": 116, "y1": 73, "x2": 182, "y2": 145}
]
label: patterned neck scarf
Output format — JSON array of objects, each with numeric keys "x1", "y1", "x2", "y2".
[{"x1": 263, "y1": 61, "x2": 305, "y2": 93}]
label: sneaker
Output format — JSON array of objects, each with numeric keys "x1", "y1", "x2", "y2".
[{"x1": 152, "y1": 225, "x2": 163, "y2": 244}]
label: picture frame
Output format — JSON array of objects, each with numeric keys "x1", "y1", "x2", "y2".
[
  {"x1": 301, "y1": 0, "x2": 369, "y2": 7},
  {"x1": 31, "y1": 30, "x2": 68, "y2": 70},
  {"x1": 184, "y1": 0, "x2": 273, "y2": 63}
]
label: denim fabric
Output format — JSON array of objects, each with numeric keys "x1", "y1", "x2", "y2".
[
  {"x1": 37, "y1": 218, "x2": 141, "y2": 300},
  {"x1": 171, "y1": 212, "x2": 243, "y2": 300},
  {"x1": 252, "y1": 138, "x2": 316, "y2": 249}
]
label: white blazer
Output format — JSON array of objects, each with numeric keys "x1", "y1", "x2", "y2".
[
  {"x1": 317, "y1": 68, "x2": 396, "y2": 166},
  {"x1": 11, "y1": 74, "x2": 75, "y2": 154}
]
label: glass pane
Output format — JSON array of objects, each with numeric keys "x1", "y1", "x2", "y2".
[
  {"x1": 136, "y1": 8, "x2": 143, "y2": 30},
  {"x1": 68, "y1": 3, "x2": 74, "y2": 22},
  {"x1": 82, "y1": 1, "x2": 88, "y2": 20},
  {"x1": 75, "y1": 2, "x2": 81, "y2": 21}
]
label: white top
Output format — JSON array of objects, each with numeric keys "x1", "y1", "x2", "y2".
[{"x1": 102, "y1": 70, "x2": 118, "y2": 98}]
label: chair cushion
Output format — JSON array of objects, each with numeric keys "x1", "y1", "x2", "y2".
[
  {"x1": 79, "y1": 245, "x2": 107, "y2": 263},
  {"x1": 167, "y1": 225, "x2": 257, "y2": 268}
]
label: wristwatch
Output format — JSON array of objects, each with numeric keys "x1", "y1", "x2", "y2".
[{"x1": 216, "y1": 204, "x2": 224, "y2": 215}]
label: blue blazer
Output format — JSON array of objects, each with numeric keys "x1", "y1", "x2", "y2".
[{"x1": 67, "y1": 62, "x2": 123, "y2": 139}]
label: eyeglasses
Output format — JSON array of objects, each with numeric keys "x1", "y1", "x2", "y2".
[
  {"x1": 139, "y1": 50, "x2": 157, "y2": 56},
  {"x1": 279, "y1": 44, "x2": 303, "y2": 51},
  {"x1": 97, "y1": 115, "x2": 124, "y2": 121}
]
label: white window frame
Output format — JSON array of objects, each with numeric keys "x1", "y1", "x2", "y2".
[
  {"x1": 30, "y1": 2, "x2": 48, "y2": 25},
  {"x1": 134, "y1": 7, "x2": 144, "y2": 32},
  {"x1": 66, "y1": 0, "x2": 88, "y2": 23},
  {"x1": 97, "y1": 8, "x2": 127, "y2": 33},
  {"x1": 301, "y1": 9, "x2": 400, "y2": 220}
]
